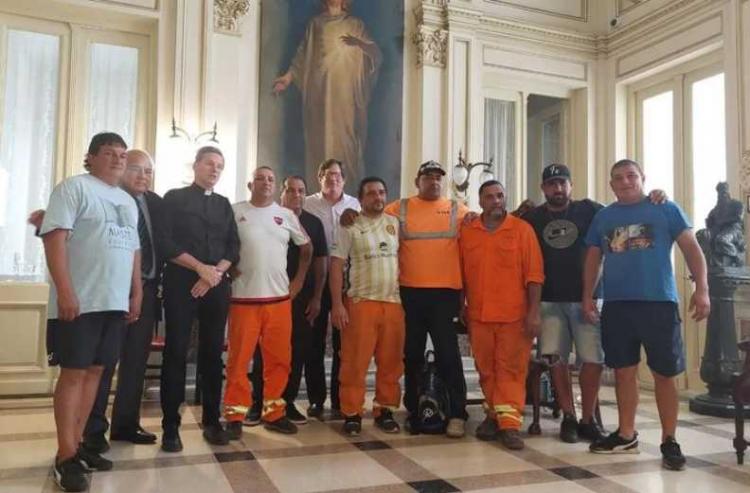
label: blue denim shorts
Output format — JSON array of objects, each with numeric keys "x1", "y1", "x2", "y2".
[
  {"x1": 600, "y1": 301, "x2": 685, "y2": 377},
  {"x1": 539, "y1": 302, "x2": 604, "y2": 364}
]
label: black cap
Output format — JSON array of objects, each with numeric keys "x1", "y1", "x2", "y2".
[
  {"x1": 542, "y1": 164, "x2": 571, "y2": 183},
  {"x1": 417, "y1": 160, "x2": 446, "y2": 177}
]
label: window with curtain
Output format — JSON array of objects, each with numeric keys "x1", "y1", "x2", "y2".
[
  {"x1": 484, "y1": 98, "x2": 515, "y2": 206},
  {"x1": 0, "y1": 30, "x2": 60, "y2": 281},
  {"x1": 87, "y1": 43, "x2": 139, "y2": 147}
]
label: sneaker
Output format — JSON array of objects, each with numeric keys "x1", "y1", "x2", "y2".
[
  {"x1": 244, "y1": 405, "x2": 262, "y2": 426},
  {"x1": 498, "y1": 429, "x2": 525, "y2": 450},
  {"x1": 161, "y1": 428, "x2": 183, "y2": 453},
  {"x1": 76, "y1": 446, "x2": 113, "y2": 471},
  {"x1": 578, "y1": 419, "x2": 606, "y2": 443},
  {"x1": 590, "y1": 430, "x2": 639, "y2": 454},
  {"x1": 307, "y1": 403, "x2": 324, "y2": 421},
  {"x1": 54, "y1": 457, "x2": 88, "y2": 492},
  {"x1": 82, "y1": 432, "x2": 110, "y2": 454},
  {"x1": 202, "y1": 423, "x2": 230, "y2": 445},
  {"x1": 226, "y1": 421, "x2": 243, "y2": 440},
  {"x1": 264, "y1": 416, "x2": 298, "y2": 435},
  {"x1": 343, "y1": 415, "x2": 362, "y2": 436},
  {"x1": 661, "y1": 436, "x2": 686, "y2": 471},
  {"x1": 446, "y1": 418, "x2": 466, "y2": 438},
  {"x1": 286, "y1": 404, "x2": 308, "y2": 425},
  {"x1": 475, "y1": 416, "x2": 499, "y2": 441},
  {"x1": 559, "y1": 413, "x2": 579, "y2": 443},
  {"x1": 374, "y1": 410, "x2": 400, "y2": 433}
]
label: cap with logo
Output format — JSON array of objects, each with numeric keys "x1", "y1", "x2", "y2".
[
  {"x1": 417, "y1": 160, "x2": 446, "y2": 177},
  {"x1": 542, "y1": 164, "x2": 571, "y2": 183}
]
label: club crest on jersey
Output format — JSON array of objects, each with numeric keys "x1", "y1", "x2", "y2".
[
  {"x1": 273, "y1": 216, "x2": 283, "y2": 225},
  {"x1": 386, "y1": 224, "x2": 396, "y2": 235},
  {"x1": 238, "y1": 216, "x2": 247, "y2": 222}
]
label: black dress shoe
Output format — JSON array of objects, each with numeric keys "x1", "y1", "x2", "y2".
[
  {"x1": 82, "y1": 433, "x2": 110, "y2": 454},
  {"x1": 161, "y1": 428, "x2": 183, "y2": 453},
  {"x1": 307, "y1": 403, "x2": 324, "y2": 421},
  {"x1": 111, "y1": 426, "x2": 157, "y2": 444},
  {"x1": 202, "y1": 424, "x2": 230, "y2": 445}
]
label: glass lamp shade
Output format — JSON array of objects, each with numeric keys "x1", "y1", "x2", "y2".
[
  {"x1": 453, "y1": 165, "x2": 469, "y2": 185},
  {"x1": 479, "y1": 169, "x2": 495, "y2": 184}
]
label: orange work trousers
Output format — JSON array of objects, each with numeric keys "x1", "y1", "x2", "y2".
[
  {"x1": 339, "y1": 299, "x2": 405, "y2": 418},
  {"x1": 469, "y1": 319, "x2": 533, "y2": 430},
  {"x1": 224, "y1": 300, "x2": 291, "y2": 423}
]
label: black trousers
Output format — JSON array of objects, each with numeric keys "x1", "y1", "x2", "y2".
[
  {"x1": 305, "y1": 282, "x2": 341, "y2": 409},
  {"x1": 401, "y1": 287, "x2": 468, "y2": 420},
  {"x1": 84, "y1": 280, "x2": 158, "y2": 438},
  {"x1": 161, "y1": 266, "x2": 230, "y2": 429},
  {"x1": 251, "y1": 291, "x2": 313, "y2": 406}
]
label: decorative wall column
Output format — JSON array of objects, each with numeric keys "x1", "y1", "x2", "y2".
[{"x1": 213, "y1": 0, "x2": 251, "y2": 35}]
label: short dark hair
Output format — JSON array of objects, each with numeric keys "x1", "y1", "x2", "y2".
[
  {"x1": 610, "y1": 159, "x2": 644, "y2": 178},
  {"x1": 195, "y1": 146, "x2": 223, "y2": 164},
  {"x1": 283, "y1": 175, "x2": 307, "y2": 191},
  {"x1": 478, "y1": 179, "x2": 504, "y2": 196},
  {"x1": 358, "y1": 176, "x2": 387, "y2": 199},
  {"x1": 253, "y1": 165, "x2": 275, "y2": 176},
  {"x1": 317, "y1": 158, "x2": 345, "y2": 180},
  {"x1": 85, "y1": 132, "x2": 127, "y2": 169}
]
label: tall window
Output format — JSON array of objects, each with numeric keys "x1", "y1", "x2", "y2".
[
  {"x1": 484, "y1": 98, "x2": 516, "y2": 206},
  {"x1": 88, "y1": 43, "x2": 139, "y2": 146},
  {"x1": 634, "y1": 62, "x2": 726, "y2": 230},
  {"x1": 0, "y1": 15, "x2": 150, "y2": 282},
  {"x1": 691, "y1": 73, "x2": 726, "y2": 229},
  {"x1": 0, "y1": 30, "x2": 60, "y2": 281},
  {"x1": 641, "y1": 90, "x2": 674, "y2": 199}
]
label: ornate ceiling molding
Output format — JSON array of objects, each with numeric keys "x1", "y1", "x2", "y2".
[{"x1": 214, "y1": 0, "x2": 251, "y2": 34}]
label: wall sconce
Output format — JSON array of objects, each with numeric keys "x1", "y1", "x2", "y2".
[
  {"x1": 452, "y1": 150, "x2": 494, "y2": 194},
  {"x1": 170, "y1": 117, "x2": 219, "y2": 144}
]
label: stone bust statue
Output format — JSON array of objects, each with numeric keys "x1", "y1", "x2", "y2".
[{"x1": 696, "y1": 182, "x2": 745, "y2": 268}]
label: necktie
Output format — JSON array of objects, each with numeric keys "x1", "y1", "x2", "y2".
[{"x1": 137, "y1": 200, "x2": 154, "y2": 277}]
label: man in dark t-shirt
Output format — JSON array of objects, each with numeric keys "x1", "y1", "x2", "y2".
[
  {"x1": 248, "y1": 176, "x2": 328, "y2": 425},
  {"x1": 522, "y1": 164, "x2": 605, "y2": 444}
]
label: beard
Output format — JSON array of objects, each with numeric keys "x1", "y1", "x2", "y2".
[{"x1": 546, "y1": 193, "x2": 570, "y2": 208}]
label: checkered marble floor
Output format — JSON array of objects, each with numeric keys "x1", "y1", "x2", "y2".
[{"x1": 1, "y1": 386, "x2": 749, "y2": 493}]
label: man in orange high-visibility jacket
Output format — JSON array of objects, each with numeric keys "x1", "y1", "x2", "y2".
[{"x1": 460, "y1": 180, "x2": 544, "y2": 451}]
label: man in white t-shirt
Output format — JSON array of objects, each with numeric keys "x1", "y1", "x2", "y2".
[
  {"x1": 40, "y1": 132, "x2": 142, "y2": 493},
  {"x1": 330, "y1": 177, "x2": 404, "y2": 436},
  {"x1": 303, "y1": 158, "x2": 360, "y2": 419},
  {"x1": 223, "y1": 166, "x2": 312, "y2": 436}
]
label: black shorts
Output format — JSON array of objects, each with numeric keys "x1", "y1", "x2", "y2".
[
  {"x1": 601, "y1": 301, "x2": 685, "y2": 377},
  {"x1": 47, "y1": 311, "x2": 126, "y2": 369}
]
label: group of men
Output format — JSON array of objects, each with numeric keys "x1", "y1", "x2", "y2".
[{"x1": 37, "y1": 131, "x2": 710, "y2": 492}]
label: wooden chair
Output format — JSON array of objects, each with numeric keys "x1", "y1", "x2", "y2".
[{"x1": 732, "y1": 339, "x2": 750, "y2": 464}]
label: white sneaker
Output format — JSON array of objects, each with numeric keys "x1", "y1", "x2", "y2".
[{"x1": 446, "y1": 418, "x2": 466, "y2": 438}]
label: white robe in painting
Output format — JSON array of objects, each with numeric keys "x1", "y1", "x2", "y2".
[{"x1": 289, "y1": 13, "x2": 382, "y2": 188}]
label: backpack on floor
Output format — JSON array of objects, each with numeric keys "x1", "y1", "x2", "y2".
[{"x1": 415, "y1": 350, "x2": 449, "y2": 434}]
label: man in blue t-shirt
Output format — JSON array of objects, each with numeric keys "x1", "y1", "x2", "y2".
[{"x1": 582, "y1": 159, "x2": 709, "y2": 471}]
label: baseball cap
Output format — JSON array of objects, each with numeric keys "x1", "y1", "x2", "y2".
[
  {"x1": 542, "y1": 164, "x2": 571, "y2": 183},
  {"x1": 417, "y1": 160, "x2": 446, "y2": 177}
]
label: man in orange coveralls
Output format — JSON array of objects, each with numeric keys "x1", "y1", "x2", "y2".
[
  {"x1": 460, "y1": 180, "x2": 544, "y2": 450},
  {"x1": 223, "y1": 166, "x2": 312, "y2": 437}
]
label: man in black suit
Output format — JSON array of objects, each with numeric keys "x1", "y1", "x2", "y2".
[{"x1": 81, "y1": 149, "x2": 163, "y2": 451}]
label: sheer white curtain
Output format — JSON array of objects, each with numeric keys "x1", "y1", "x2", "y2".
[
  {"x1": 484, "y1": 99, "x2": 516, "y2": 206},
  {"x1": 0, "y1": 30, "x2": 60, "y2": 281},
  {"x1": 88, "y1": 43, "x2": 138, "y2": 146}
]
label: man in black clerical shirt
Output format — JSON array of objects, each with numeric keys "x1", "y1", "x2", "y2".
[
  {"x1": 159, "y1": 146, "x2": 240, "y2": 452},
  {"x1": 246, "y1": 175, "x2": 329, "y2": 426}
]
